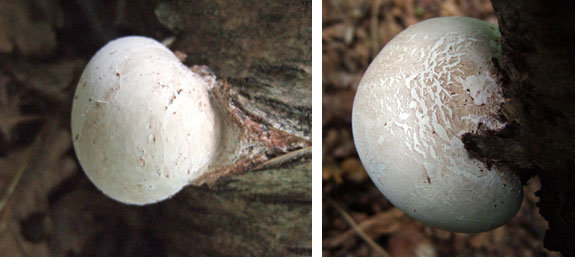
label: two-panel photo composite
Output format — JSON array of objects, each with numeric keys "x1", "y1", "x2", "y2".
[{"x1": 0, "y1": 0, "x2": 573, "y2": 257}]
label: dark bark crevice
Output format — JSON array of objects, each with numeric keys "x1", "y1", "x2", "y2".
[{"x1": 465, "y1": 0, "x2": 575, "y2": 255}]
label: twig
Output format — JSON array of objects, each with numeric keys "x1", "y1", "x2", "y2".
[
  {"x1": 325, "y1": 208, "x2": 403, "y2": 248},
  {"x1": 328, "y1": 199, "x2": 390, "y2": 256},
  {"x1": 252, "y1": 146, "x2": 312, "y2": 171}
]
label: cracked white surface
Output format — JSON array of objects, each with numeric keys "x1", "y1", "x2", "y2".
[
  {"x1": 352, "y1": 17, "x2": 522, "y2": 232},
  {"x1": 71, "y1": 36, "x2": 221, "y2": 205}
]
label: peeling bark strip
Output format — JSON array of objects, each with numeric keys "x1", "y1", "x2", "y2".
[{"x1": 474, "y1": 0, "x2": 575, "y2": 255}]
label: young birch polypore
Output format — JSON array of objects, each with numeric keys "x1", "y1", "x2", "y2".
[
  {"x1": 71, "y1": 36, "x2": 221, "y2": 205},
  {"x1": 352, "y1": 17, "x2": 522, "y2": 233}
]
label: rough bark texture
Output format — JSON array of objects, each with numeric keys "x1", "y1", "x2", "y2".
[
  {"x1": 469, "y1": 0, "x2": 575, "y2": 255},
  {"x1": 49, "y1": 161, "x2": 311, "y2": 256},
  {"x1": 156, "y1": 0, "x2": 312, "y2": 140}
]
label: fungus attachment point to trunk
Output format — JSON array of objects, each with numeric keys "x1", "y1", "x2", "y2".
[
  {"x1": 352, "y1": 17, "x2": 522, "y2": 233},
  {"x1": 71, "y1": 36, "x2": 221, "y2": 205}
]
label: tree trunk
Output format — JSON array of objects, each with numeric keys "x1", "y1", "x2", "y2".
[{"x1": 469, "y1": 0, "x2": 575, "y2": 255}]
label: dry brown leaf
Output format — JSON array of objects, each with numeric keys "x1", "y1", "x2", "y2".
[
  {"x1": 0, "y1": 222, "x2": 49, "y2": 256},
  {"x1": 322, "y1": 163, "x2": 343, "y2": 184},
  {"x1": 439, "y1": 0, "x2": 461, "y2": 16},
  {"x1": 9, "y1": 59, "x2": 84, "y2": 102},
  {"x1": 331, "y1": 129, "x2": 356, "y2": 159},
  {"x1": 10, "y1": 121, "x2": 76, "y2": 219},
  {"x1": 379, "y1": 12, "x2": 404, "y2": 48},
  {"x1": 323, "y1": 22, "x2": 354, "y2": 43},
  {"x1": 0, "y1": 86, "x2": 24, "y2": 141},
  {"x1": 0, "y1": 119, "x2": 76, "y2": 256},
  {"x1": 469, "y1": 231, "x2": 491, "y2": 249},
  {"x1": 415, "y1": 240, "x2": 437, "y2": 257},
  {"x1": 340, "y1": 158, "x2": 368, "y2": 183},
  {"x1": 324, "y1": 207, "x2": 404, "y2": 248},
  {"x1": 387, "y1": 221, "x2": 431, "y2": 256},
  {"x1": 0, "y1": 0, "x2": 59, "y2": 57},
  {"x1": 432, "y1": 228, "x2": 453, "y2": 240}
]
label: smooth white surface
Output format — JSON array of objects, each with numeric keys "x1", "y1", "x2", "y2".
[
  {"x1": 71, "y1": 36, "x2": 220, "y2": 205},
  {"x1": 352, "y1": 17, "x2": 522, "y2": 232}
]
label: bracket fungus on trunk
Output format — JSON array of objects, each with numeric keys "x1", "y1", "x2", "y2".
[
  {"x1": 72, "y1": 36, "x2": 310, "y2": 205},
  {"x1": 71, "y1": 36, "x2": 223, "y2": 205},
  {"x1": 352, "y1": 17, "x2": 522, "y2": 232}
]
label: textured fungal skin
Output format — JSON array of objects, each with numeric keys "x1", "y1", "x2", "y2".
[
  {"x1": 71, "y1": 36, "x2": 221, "y2": 205},
  {"x1": 352, "y1": 17, "x2": 522, "y2": 232}
]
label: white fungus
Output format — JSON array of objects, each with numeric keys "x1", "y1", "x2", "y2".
[
  {"x1": 71, "y1": 36, "x2": 221, "y2": 205},
  {"x1": 352, "y1": 17, "x2": 522, "y2": 232}
]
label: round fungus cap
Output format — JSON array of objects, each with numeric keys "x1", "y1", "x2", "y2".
[
  {"x1": 71, "y1": 36, "x2": 221, "y2": 205},
  {"x1": 352, "y1": 17, "x2": 522, "y2": 232}
]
